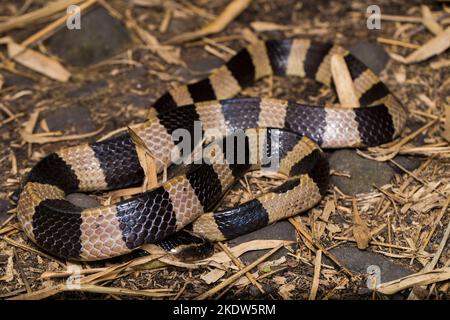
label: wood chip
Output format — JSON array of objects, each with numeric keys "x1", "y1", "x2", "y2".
[
  {"x1": 315, "y1": 200, "x2": 335, "y2": 239},
  {"x1": 200, "y1": 268, "x2": 226, "y2": 284},
  {"x1": 128, "y1": 126, "x2": 158, "y2": 191},
  {"x1": 331, "y1": 53, "x2": 359, "y2": 108},
  {"x1": 278, "y1": 283, "x2": 295, "y2": 300},
  {"x1": 7, "y1": 41, "x2": 70, "y2": 82}
]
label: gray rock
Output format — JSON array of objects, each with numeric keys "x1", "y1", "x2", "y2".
[
  {"x1": 0, "y1": 199, "x2": 9, "y2": 225},
  {"x1": 329, "y1": 244, "x2": 413, "y2": 283},
  {"x1": 348, "y1": 41, "x2": 389, "y2": 74},
  {"x1": 46, "y1": 6, "x2": 130, "y2": 67},
  {"x1": 66, "y1": 193, "x2": 101, "y2": 209},
  {"x1": 185, "y1": 55, "x2": 223, "y2": 74},
  {"x1": 1, "y1": 71, "x2": 34, "y2": 87},
  {"x1": 390, "y1": 155, "x2": 423, "y2": 173},
  {"x1": 45, "y1": 105, "x2": 95, "y2": 133},
  {"x1": 226, "y1": 220, "x2": 297, "y2": 264},
  {"x1": 123, "y1": 67, "x2": 148, "y2": 78},
  {"x1": 406, "y1": 120, "x2": 427, "y2": 146},
  {"x1": 328, "y1": 149, "x2": 395, "y2": 194},
  {"x1": 180, "y1": 47, "x2": 223, "y2": 81},
  {"x1": 122, "y1": 95, "x2": 152, "y2": 108},
  {"x1": 65, "y1": 80, "x2": 108, "y2": 98}
]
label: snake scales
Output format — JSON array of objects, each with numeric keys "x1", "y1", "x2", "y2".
[{"x1": 17, "y1": 39, "x2": 407, "y2": 261}]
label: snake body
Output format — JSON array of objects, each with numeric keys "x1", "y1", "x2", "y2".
[{"x1": 17, "y1": 39, "x2": 407, "y2": 261}]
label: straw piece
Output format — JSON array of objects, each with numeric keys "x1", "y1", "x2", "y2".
[
  {"x1": 8, "y1": 283, "x2": 174, "y2": 300},
  {"x1": 377, "y1": 267, "x2": 450, "y2": 295},
  {"x1": 289, "y1": 217, "x2": 353, "y2": 276},
  {"x1": 195, "y1": 244, "x2": 283, "y2": 300},
  {"x1": 377, "y1": 37, "x2": 420, "y2": 49},
  {"x1": 166, "y1": 0, "x2": 252, "y2": 44},
  {"x1": 308, "y1": 250, "x2": 322, "y2": 300},
  {"x1": 127, "y1": 126, "x2": 158, "y2": 191},
  {"x1": 421, "y1": 5, "x2": 444, "y2": 36},
  {"x1": 404, "y1": 27, "x2": 450, "y2": 64},
  {"x1": 20, "y1": 109, "x2": 103, "y2": 144},
  {"x1": 217, "y1": 242, "x2": 264, "y2": 294},
  {"x1": 0, "y1": 0, "x2": 85, "y2": 33},
  {"x1": 20, "y1": 0, "x2": 98, "y2": 48}
]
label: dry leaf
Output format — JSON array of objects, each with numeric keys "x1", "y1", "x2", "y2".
[
  {"x1": 278, "y1": 283, "x2": 295, "y2": 300},
  {"x1": 258, "y1": 256, "x2": 286, "y2": 271},
  {"x1": 201, "y1": 268, "x2": 226, "y2": 284},
  {"x1": 326, "y1": 223, "x2": 341, "y2": 234},
  {"x1": 352, "y1": 198, "x2": 370, "y2": 249},
  {"x1": 273, "y1": 276, "x2": 287, "y2": 285},
  {"x1": 405, "y1": 27, "x2": 450, "y2": 64},
  {"x1": 7, "y1": 41, "x2": 70, "y2": 82}
]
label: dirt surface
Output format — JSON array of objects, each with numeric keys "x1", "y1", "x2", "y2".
[{"x1": 0, "y1": 0, "x2": 449, "y2": 300}]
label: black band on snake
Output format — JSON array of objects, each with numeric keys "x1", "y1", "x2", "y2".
[{"x1": 16, "y1": 39, "x2": 407, "y2": 261}]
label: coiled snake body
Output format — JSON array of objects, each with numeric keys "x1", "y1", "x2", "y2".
[{"x1": 17, "y1": 39, "x2": 407, "y2": 261}]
